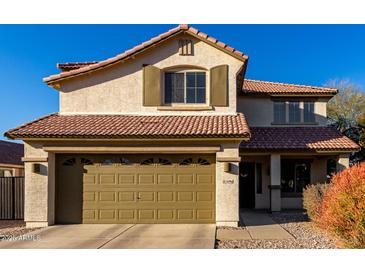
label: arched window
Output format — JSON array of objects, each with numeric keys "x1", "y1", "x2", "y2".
[
  {"x1": 120, "y1": 158, "x2": 133, "y2": 165},
  {"x1": 197, "y1": 158, "x2": 210, "y2": 165},
  {"x1": 101, "y1": 159, "x2": 114, "y2": 165},
  {"x1": 62, "y1": 158, "x2": 76, "y2": 166},
  {"x1": 81, "y1": 158, "x2": 93, "y2": 165},
  {"x1": 141, "y1": 158, "x2": 154, "y2": 165},
  {"x1": 180, "y1": 158, "x2": 193, "y2": 166},
  {"x1": 158, "y1": 158, "x2": 172, "y2": 165}
]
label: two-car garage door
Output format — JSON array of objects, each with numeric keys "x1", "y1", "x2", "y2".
[{"x1": 55, "y1": 154, "x2": 215, "y2": 224}]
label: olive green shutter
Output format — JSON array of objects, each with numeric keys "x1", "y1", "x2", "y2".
[
  {"x1": 210, "y1": 65, "x2": 228, "y2": 106},
  {"x1": 143, "y1": 65, "x2": 161, "y2": 106}
]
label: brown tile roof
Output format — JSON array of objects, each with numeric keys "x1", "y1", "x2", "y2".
[
  {"x1": 5, "y1": 113, "x2": 250, "y2": 140},
  {"x1": 0, "y1": 140, "x2": 24, "y2": 166},
  {"x1": 240, "y1": 127, "x2": 359, "y2": 152},
  {"x1": 242, "y1": 79, "x2": 338, "y2": 95},
  {"x1": 44, "y1": 24, "x2": 248, "y2": 84},
  {"x1": 57, "y1": 62, "x2": 98, "y2": 72}
]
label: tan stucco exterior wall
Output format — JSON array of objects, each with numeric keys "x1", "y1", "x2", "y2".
[
  {"x1": 237, "y1": 97, "x2": 330, "y2": 126},
  {"x1": 58, "y1": 35, "x2": 244, "y2": 115},
  {"x1": 23, "y1": 142, "x2": 55, "y2": 228},
  {"x1": 215, "y1": 142, "x2": 241, "y2": 227}
]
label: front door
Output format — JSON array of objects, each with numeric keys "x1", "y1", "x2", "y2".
[{"x1": 239, "y1": 162, "x2": 256, "y2": 208}]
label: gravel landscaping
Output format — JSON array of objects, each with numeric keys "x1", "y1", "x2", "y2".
[
  {"x1": 216, "y1": 211, "x2": 338, "y2": 249},
  {"x1": 0, "y1": 220, "x2": 40, "y2": 240}
]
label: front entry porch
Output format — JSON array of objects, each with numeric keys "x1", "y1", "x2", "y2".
[{"x1": 238, "y1": 153, "x2": 350, "y2": 211}]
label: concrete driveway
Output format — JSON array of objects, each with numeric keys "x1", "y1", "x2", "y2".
[{"x1": 0, "y1": 224, "x2": 216, "y2": 249}]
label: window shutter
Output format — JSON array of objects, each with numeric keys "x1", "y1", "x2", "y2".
[
  {"x1": 210, "y1": 65, "x2": 228, "y2": 106},
  {"x1": 143, "y1": 65, "x2": 161, "y2": 106}
]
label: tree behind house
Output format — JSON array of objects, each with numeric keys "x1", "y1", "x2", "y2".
[{"x1": 326, "y1": 79, "x2": 365, "y2": 163}]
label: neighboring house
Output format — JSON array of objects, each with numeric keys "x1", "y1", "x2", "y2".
[
  {"x1": 4, "y1": 25, "x2": 359, "y2": 228},
  {"x1": 0, "y1": 140, "x2": 24, "y2": 177}
]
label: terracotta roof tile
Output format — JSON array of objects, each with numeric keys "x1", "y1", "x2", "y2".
[
  {"x1": 242, "y1": 79, "x2": 338, "y2": 95},
  {"x1": 57, "y1": 62, "x2": 98, "y2": 72},
  {"x1": 45, "y1": 24, "x2": 248, "y2": 84},
  {"x1": 240, "y1": 127, "x2": 359, "y2": 152},
  {"x1": 0, "y1": 140, "x2": 23, "y2": 166},
  {"x1": 5, "y1": 113, "x2": 250, "y2": 140}
]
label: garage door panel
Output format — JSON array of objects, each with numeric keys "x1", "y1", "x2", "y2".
[
  {"x1": 138, "y1": 174, "x2": 155, "y2": 184},
  {"x1": 56, "y1": 154, "x2": 216, "y2": 224},
  {"x1": 177, "y1": 174, "x2": 194, "y2": 184},
  {"x1": 139, "y1": 209, "x2": 155, "y2": 220},
  {"x1": 99, "y1": 192, "x2": 116, "y2": 202},
  {"x1": 99, "y1": 209, "x2": 117, "y2": 221},
  {"x1": 84, "y1": 192, "x2": 96, "y2": 202},
  {"x1": 157, "y1": 174, "x2": 174, "y2": 184},
  {"x1": 119, "y1": 192, "x2": 135, "y2": 202},
  {"x1": 157, "y1": 191, "x2": 174, "y2": 202},
  {"x1": 177, "y1": 210, "x2": 194, "y2": 220},
  {"x1": 196, "y1": 174, "x2": 214, "y2": 185},
  {"x1": 118, "y1": 174, "x2": 135, "y2": 184},
  {"x1": 84, "y1": 174, "x2": 96, "y2": 184},
  {"x1": 119, "y1": 209, "x2": 136, "y2": 221}
]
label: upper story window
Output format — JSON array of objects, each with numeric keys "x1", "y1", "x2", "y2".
[
  {"x1": 303, "y1": 101, "x2": 315, "y2": 122},
  {"x1": 289, "y1": 101, "x2": 300, "y2": 123},
  {"x1": 273, "y1": 102, "x2": 286, "y2": 123},
  {"x1": 273, "y1": 100, "x2": 316, "y2": 124},
  {"x1": 164, "y1": 71, "x2": 206, "y2": 104}
]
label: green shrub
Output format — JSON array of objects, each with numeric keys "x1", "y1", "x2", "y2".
[
  {"x1": 303, "y1": 183, "x2": 329, "y2": 222},
  {"x1": 319, "y1": 162, "x2": 365, "y2": 248}
]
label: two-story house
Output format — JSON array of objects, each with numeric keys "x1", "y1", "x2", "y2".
[{"x1": 5, "y1": 25, "x2": 359, "y2": 228}]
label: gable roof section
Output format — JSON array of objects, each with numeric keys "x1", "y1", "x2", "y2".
[
  {"x1": 242, "y1": 79, "x2": 338, "y2": 96},
  {"x1": 240, "y1": 127, "x2": 359, "y2": 152},
  {"x1": 44, "y1": 24, "x2": 248, "y2": 84},
  {"x1": 0, "y1": 140, "x2": 24, "y2": 166},
  {"x1": 5, "y1": 113, "x2": 251, "y2": 140}
]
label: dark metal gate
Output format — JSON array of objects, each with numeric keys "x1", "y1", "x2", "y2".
[{"x1": 0, "y1": 177, "x2": 24, "y2": 219}]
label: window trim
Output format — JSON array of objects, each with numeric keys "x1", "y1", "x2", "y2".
[
  {"x1": 271, "y1": 100, "x2": 318, "y2": 125},
  {"x1": 163, "y1": 69, "x2": 208, "y2": 105}
]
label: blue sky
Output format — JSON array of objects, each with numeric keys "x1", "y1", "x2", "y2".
[{"x1": 1, "y1": 24, "x2": 365, "y2": 142}]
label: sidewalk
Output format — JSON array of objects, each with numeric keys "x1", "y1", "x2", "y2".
[{"x1": 216, "y1": 210, "x2": 294, "y2": 241}]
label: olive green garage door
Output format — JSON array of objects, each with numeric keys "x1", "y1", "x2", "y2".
[{"x1": 56, "y1": 154, "x2": 215, "y2": 224}]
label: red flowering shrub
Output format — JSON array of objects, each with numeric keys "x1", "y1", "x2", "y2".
[{"x1": 319, "y1": 162, "x2": 365, "y2": 248}]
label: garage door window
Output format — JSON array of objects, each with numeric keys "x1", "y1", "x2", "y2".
[
  {"x1": 120, "y1": 157, "x2": 133, "y2": 165},
  {"x1": 81, "y1": 158, "x2": 93, "y2": 165},
  {"x1": 62, "y1": 158, "x2": 76, "y2": 166},
  {"x1": 198, "y1": 158, "x2": 210, "y2": 165},
  {"x1": 141, "y1": 158, "x2": 154, "y2": 165},
  {"x1": 158, "y1": 158, "x2": 172, "y2": 165},
  {"x1": 180, "y1": 158, "x2": 193, "y2": 165}
]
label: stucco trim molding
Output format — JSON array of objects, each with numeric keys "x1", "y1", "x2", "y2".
[
  {"x1": 43, "y1": 146, "x2": 221, "y2": 154},
  {"x1": 216, "y1": 156, "x2": 241, "y2": 162},
  {"x1": 21, "y1": 157, "x2": 48, "y2": 163}
]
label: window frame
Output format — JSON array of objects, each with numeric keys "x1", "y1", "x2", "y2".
[
  {"x1": 272, "y1": 99, "x2": 317, "y2": 125},
  {"x1": 281, "y1": 159, "x2": 311, "y2": 197},
  {"x1": 273, "y1": 101, "x2": 287, "y2": 124},
  {"x1": 288, "y1": 101, "x2": 301, "y2": 123},
  {"x1": 303, "y1": 101, "x2": 315, "y2": 123},
  {"x1": 163, "y1": 69, "x2": 207, "y2": 105}
]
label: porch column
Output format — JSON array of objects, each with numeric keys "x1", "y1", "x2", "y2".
[
  {"x1": 270, "y1": 154, "x2": 281, "y2": 212},
  {"x1": 337, "y1": 154, "x2": 350, "y2": 172}
]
